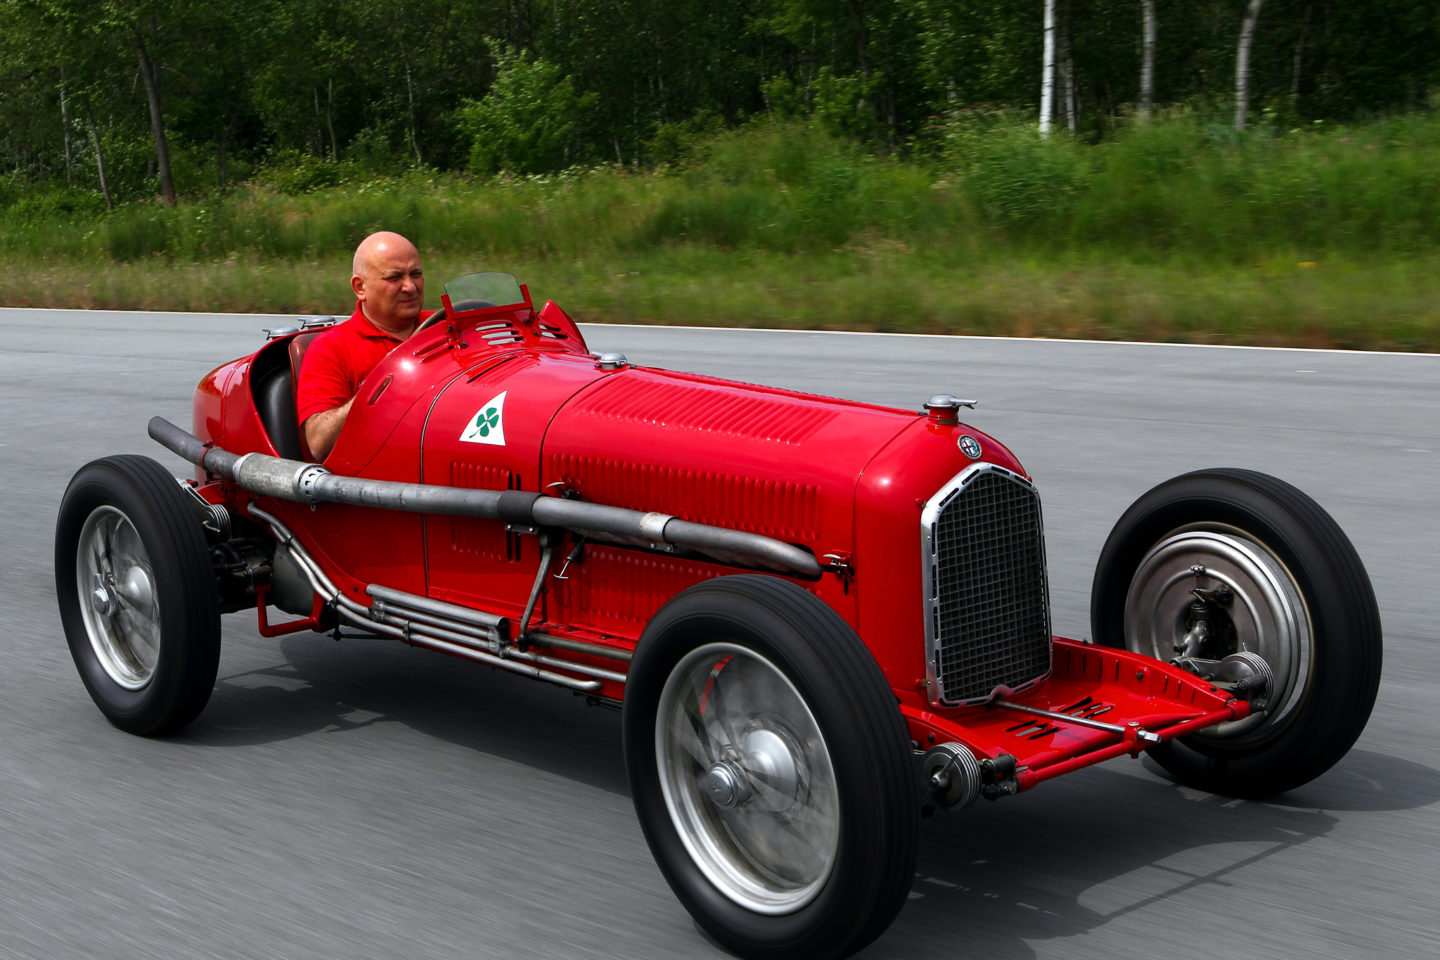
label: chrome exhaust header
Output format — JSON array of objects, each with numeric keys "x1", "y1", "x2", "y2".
[
  {"x1": 249, "y1": 505, "x2": 614, "y2": 692},
  {"x1": 149, "y1": 416, "x2": 820, "y2": 578}
]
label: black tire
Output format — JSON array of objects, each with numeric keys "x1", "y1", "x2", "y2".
[
  {"x1": 1092, "y1": 468, "x2": 1381, "y2": 797},
  {"x1": 623, "y1": 575, "x2": 918, "y2": 960},
  {"x1": 55, "y1": 455, "x2": 222, "y2": 736}
]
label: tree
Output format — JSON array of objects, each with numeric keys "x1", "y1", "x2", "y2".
[
  {"x1": 1235, "y1": 0, "x2": 1265, "y2": 131},
  {"x1": 1138, "y1": 0, "x2": 1155, "y2": 122},
  {"x1": 2, "y1": 0, "x2": 135, "y2": 202},
  {"x1": 130, "y1": 5, "x2": 175, "y2": 203},
  {"x1": 748, "y1": 0, "x2": 928, "y2": 152},
  {"x1": 455, "y1": 44, "x2": 596, "y2": 175},
  {"x1": 1039, "y1": 0, "x2": 1056, "y2": 135},
  {"x1": 912, "y1": 1, "x2": 1038, "y2": 112},
  {"x1": 14, "y1": 0, "x2": 189, "y2": 203},
  {"x1": 164, "y1": 1, "x2": 272, "y2": 191},
  {"x1": 245, "y1": 1, "x2": 357, "y2": 160}
]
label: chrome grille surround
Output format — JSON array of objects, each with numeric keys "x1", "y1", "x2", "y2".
[{"x1": 921, "y1": 463, "x2": 1053, "y2": 707}]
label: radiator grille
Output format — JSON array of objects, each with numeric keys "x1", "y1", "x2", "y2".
[{"x1": 923, "y1": 465, "x2": 1051, "y2": 706}]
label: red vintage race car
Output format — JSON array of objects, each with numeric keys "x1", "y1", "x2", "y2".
[{"x1": 55, "y1": 272, "x2": 1382, "y2": 960}]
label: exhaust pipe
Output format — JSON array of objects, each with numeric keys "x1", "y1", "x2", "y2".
[
  {"x1": 250, "y1": 505, "x2": 608, "y2": 693},
  {"x1": 149, "y1": 417, "x2": 821, "y2": 578}
]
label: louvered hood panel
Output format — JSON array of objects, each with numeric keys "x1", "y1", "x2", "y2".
[{"x1": 541, "y1": 366, "x2": 915, "y2": 555}]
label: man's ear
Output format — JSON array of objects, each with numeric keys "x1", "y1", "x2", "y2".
[{"x1": 351, "y1": 274, "x2": 365, "y2": 300}]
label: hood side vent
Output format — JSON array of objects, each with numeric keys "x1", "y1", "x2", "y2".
[
  {"x1": 572, "y1": 377, "x2": 827, "y2": 446},
  {"x1": 449, "y1": 462, "x2": 523, "y2": 563}
]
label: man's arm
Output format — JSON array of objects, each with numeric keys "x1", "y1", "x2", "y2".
[
  {"x1": 303, "y1": 398, "x2": 354, "y2": 461},
  {"x1": 295, "y1": 331, "x2": 358, "y2": 461}
]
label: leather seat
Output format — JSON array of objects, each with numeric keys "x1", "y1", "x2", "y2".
[
  {"x1": 253, "y1": 331, "x2": 325, "y2": 461},
  {"x1": 287, "y1": 333, "x2": 322, "y2": 461}
]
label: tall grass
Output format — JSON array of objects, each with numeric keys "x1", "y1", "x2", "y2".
[{"x1": 2, "y1": 112, "x2": 1438, "y2": 349}]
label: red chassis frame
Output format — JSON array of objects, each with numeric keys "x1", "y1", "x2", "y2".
[{"x1": 904, "y1": 640, "x2": 1248, "y2": 791}]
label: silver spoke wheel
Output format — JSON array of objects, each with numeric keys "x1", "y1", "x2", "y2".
[
  {"x1": 57, "y1": 455, "x2": 222, "y2": 735},
  {"x1": 626, "y1": 575, "x2": 918, "y2": 957},
  {"x1": 655, "y1": 642, "x2": 839, "y2": 915},
  {"x1": 1123, "y1": 523, "x2": 1311, "y2": 739},
  {"x1": 76, "y1": 506, "x2": 161, "y2": 690}
]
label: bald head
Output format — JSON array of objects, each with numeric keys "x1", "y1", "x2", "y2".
[
  {"x1": 353, "y1": 231, "x2": 417, "y2": 277},
  {"x1": 350, "y1": 231, "x2": 424, "y2": 334}
]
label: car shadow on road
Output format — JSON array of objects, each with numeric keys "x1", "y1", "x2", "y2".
[
  {"x1": 1256, "y1": 747, "x2": 1440, "y2": 813},
  {"x1": 183, "y1": 626, "x2": 632, "y2": 796},
  {"x1": 179, "y1": 624, "x2": 1440, "y2": 960},
  {"x1": 867, "y1": 770, "x2": 1343, "y2": 959}
]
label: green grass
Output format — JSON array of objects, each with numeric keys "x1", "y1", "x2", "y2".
[{"x1": 3, "y1": 113, "x2": 1438, "y2": 351}]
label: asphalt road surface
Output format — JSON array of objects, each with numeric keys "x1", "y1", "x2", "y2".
[{"x1": 2, "y1": 308, "x2": 1436, "y2": 960}]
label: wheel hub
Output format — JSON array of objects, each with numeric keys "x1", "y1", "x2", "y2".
[
  {"x1": 740, "y1": 726, "x2": 803, "y2": 813},
  {"x1": 116, "y1": 566, "x2": 155, "y2": 612},
  {"x1": 90, "y1": 574, "x2": 116, "y2": 618},
  {"x1": 698, "y1": 726, "x2": 805, "y2": 813},
  {"x1": 656, "y1": 642, "x2": 839, "y2": 915},
  {"x1": 700, "y1": 760, "x2": 750, "y2": 809},
  {"x1": 1124, "y1": 525, "x2": 1311, "y2": 741},
  {"x1": 76, "y1": 506, "x2": 161, "y2": 691}
]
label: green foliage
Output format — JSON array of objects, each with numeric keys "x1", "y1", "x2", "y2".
[
  {"x1": 809, "y1": 70, "x2": 880, "y2": 143},
  {"x1": 642, "y1": 110, "x2": 725, "y2": 166},
  {"x1": 255, "y1": 151, "x2": 360, "y2": 195},
  {"x1": 3, "y1": 109, "x2": 1440, "y2": 349},
  {"x1": 938, "y1": 115, "x2": 1089, "y2": 232},
  {"x1": 639, "y1": 122, "x2": 909, "y2": 250},
  {"x1": 455, "y1": 45, "x2": 597, "y2": 176},
  {"x1": 6, "y1": 110, "x2": 1440, "y2": 266},
  {"x1": 4, "y1": 0, "x2": 1440, "y2": 197},
  {"x1": 0, "y1": 183, "x2": 106, "y2": 224}
]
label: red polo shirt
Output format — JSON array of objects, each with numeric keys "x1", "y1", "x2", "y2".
[{"x1": 295, "y1": 304, "x2": 424, "y2": 425}]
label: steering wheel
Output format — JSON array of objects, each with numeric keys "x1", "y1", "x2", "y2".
[
  {"x1": 415, "y1": 306, "x2": 446, "y2": 333},
  {"x1": 415, "y1": 300, "x2": 496, "y2": 334}
]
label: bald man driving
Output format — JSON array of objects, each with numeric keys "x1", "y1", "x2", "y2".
[{"x1": 296, "y1": 231, "x2": 428, "y2": 460}]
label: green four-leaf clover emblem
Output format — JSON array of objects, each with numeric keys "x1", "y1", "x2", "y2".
[{"x1": 475, "y1": 406, "x2": 500, "y2": 437}]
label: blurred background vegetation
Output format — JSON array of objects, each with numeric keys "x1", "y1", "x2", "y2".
[{"x1": 1, "y1": 0, "x2": 1437, "y2": 349}]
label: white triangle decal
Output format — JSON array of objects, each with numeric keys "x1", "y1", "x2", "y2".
[{"x1": 459, "y1": 391, "x2": 508, "y2": 446}]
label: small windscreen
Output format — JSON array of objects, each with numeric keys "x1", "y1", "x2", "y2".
[{"x1": 444, "y1": 272, "x2": 526, "y2": 310}]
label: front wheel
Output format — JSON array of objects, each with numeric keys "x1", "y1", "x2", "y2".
[
  {"x1": 55, "y1": 455, "x2": 222, "y2": 735},
  {"x1": 624, "y1": 576, "x2": 918, "y2": 960},
  {"x1": 1092, "y1": 468, "x2": 1381, "y2": 797}
]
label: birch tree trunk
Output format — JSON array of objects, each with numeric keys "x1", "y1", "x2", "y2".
[
  {"x1": 1139, "y1": 0, "x2": 1156, "y2": 123},
  {"x1": 1235, "y1": 0, "x2": 1266, "y2": 131},
  {"x1": 1040, "y1": 0, "x2": 1056, "y2": 136},
  {"x1": 59, "y1": 71, "x2": 73, "y2": 184},
  {"x1": 85, "y1": 106, "x2": 113, "y2": 212},
  {"x1": 406, "y1": 63, "x2": 422, "y2": 165},
  {"x1": 326, "y1": 78, "x2": 339, "y2": 160}
]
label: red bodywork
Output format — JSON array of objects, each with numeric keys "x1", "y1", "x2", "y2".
[{"x1": 191, "y1": 284, "x2": 1248, "y2": 792}]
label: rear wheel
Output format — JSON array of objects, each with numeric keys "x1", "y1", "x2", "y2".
[
  {"x1": 624, "y1": 575, "x2": 917, "y2": 960},
  {"x1": 1092, "y1": 469, "x2": 1381, "y2": 797},
  {"x1": 55, "y1": 455, "x2": 221, "y2": 735}
]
